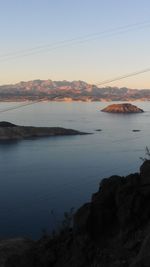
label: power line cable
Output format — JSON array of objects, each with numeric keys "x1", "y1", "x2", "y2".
[
  {"x1": 95, "y1": 67, "x2": 150, "y2": 87},
  {"x1": 1, "y1": 20, "x2": 150, "y2": 61},
  {"x1": 0, "y1": 100, "x2": 42, "y2": 114},
  {"x1": 0, "y1": 66, "x2": 150, "y2": 114}
]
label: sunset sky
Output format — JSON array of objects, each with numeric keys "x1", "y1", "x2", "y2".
[{"x1": 0, "y1": 0, "x2": 150, "y2": 88}]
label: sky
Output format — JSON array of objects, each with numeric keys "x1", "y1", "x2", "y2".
[{"x1": 0, "y1": 0, "x2": 150, "y2": 88}]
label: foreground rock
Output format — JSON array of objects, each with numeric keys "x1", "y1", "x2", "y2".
[
  {"x1": 0, "y1": 121, "x2": 88, "y2": 140},
  {"x1": 101, "y1": 103, "x2": 144, "y2": 113},
  {"x1": 2, "y1": 160, "x2": 150, "y2": 267},
  {"x1": 0, "y1": 238, "x2": 34, "y2": 267}
]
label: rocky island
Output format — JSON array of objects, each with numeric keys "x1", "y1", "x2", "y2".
[
  {"x1": 2, "y1": 160, "x2": 150, "y2": 266},
  {"x1": 101, "y1": 103, "x2": 144, "y2": 113},
  {"x1": 0, "y1": 121, "x2": 88, "y2": 140}
]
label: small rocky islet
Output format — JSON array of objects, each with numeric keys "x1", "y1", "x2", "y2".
[
  {"x1": 101, "y1": 103, "x2": 144, "y2": 113},
  {"x1": 0, "y1": 121, "x2": 88, "y2": 140}
]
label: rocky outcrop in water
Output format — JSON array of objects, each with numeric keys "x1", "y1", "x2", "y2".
[
  {"x1": 0, "y1": 121, "x2": 88, "y2": 140},
  {"x1": 2, "y1": 160, "x2": 150, "y2": 266},
  {"x1": 101, "y1": 103, "x2": 144, "y2": 113}
]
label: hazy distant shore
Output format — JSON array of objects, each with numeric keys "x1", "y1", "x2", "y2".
[
  {"x1": 0, "y1": 98, "x2": 149, "y2": 102},
  {"x1": 0, "y1": 79, "x2": 150, "y2": 102}
]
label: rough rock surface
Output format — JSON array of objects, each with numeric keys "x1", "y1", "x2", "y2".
[
  {"x1": 101, "y1": 103, "x2": 144, "y2": 113},
  {"x1": 2, "y1": 160, "x2": 150, "y2": 266},
  {"x1": 0, "y1": 121, "x2": 88, "y2": 140},
  {"x1": 0, "y1": 238, "x2": 34, "y2": 267}
]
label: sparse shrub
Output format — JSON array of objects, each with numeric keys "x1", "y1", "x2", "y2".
[
  {"x1": 140, "y1": 146, "x2": 150, "y2": 161},
  {"x1": 49, "y1": 207, "x2": 75, "y2": 237},
  {"x1": 60, "y1": 207, "x2": 74, "y2": 232}
]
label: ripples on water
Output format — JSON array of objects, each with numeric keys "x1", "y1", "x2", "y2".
[{"x1": 0, "y1": 101, "x2": 149, "y2": 238}]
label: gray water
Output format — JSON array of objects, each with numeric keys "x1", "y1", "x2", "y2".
[{"x1": 0, "y1": 101, "x2": 149, "y2": 238}]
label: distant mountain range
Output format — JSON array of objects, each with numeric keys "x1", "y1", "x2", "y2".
[{"x1": 0, "y1": 79, "x2": 150, "y2": 101}]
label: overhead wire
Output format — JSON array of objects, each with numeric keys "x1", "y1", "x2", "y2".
[
  {"x1": 0, "y1": 64, "x2": 150, "y2": 115},
  {"x1": 0, "y1": 21, "x2": 148, "y2": 230},
  {"x1": 0, "y1": 20, "x2": 150, "y2": 61},
  {"x1": 95, "y1": 67, "x2": 150, "y2": 87},
  {"x1": 0, "y1": 100, "x2": 42, "y2": 114},
  {"x1": 0, "y1": 20, "x2": 150, "y2": 113}
]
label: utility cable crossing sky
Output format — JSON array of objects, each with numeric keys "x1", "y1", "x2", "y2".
[
  {"x1": 0, "y1": 20, "x2": 150, "y2": 61},
  {"x1": 0, "y1": 19, "x2": 150, "y2": 113},
  {"x1": 0, "y1": 65, "x2": 150, "y2": 114},
  {"x1": 95, "y1": 67, "x2": 150, "y2": 87}
]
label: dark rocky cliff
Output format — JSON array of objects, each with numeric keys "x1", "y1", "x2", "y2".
[{"x1": 2, "y1": 160, "x2": 150, "y2": 266}]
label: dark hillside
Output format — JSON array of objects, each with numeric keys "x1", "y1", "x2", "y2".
[{"x1": 1, "y1": 160, "x2": 150, "y2": 266}]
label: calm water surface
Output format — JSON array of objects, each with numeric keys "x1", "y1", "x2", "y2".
[{"x1": 0, "y1": 101, "x2": 149, "y2": 238}]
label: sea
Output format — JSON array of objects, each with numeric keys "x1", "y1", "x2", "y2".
[{"x1": 0, "y1": 101, "x2": 149, "y2": 239}]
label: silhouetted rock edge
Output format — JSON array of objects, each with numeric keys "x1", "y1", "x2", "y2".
[{"x1": 2, "y1": 160, "x2": 150, "y2": 267}]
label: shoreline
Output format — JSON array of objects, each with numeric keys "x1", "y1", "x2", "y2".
[{"x1": 0, "y1": 98, "x2": 149, "y2": 103}]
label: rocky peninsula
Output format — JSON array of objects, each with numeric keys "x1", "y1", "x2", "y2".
[
  {"x1": 2, "y1": 160, "x2": 150, "y2": 266},
  {"x1": 101, "y1": 103, "x2": 144, "y2": 113},
  {"x1": 0, "y1": 121, "x2": 88, "y2": 140}
]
